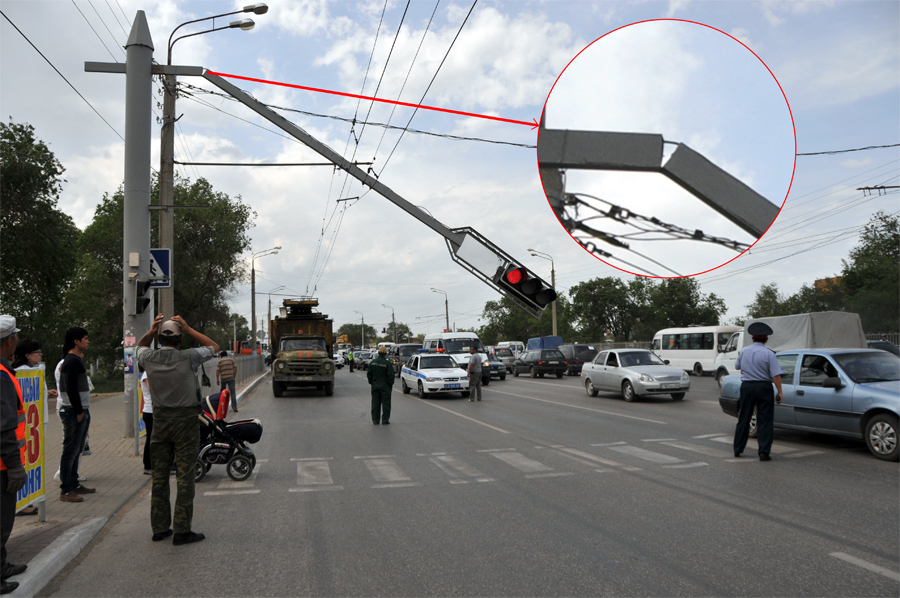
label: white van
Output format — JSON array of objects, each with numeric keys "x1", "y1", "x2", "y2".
[
  {"x1": 651, "y1": 326, "x2": 741, "y2": 376},
  {"x1": 496, "y1": 341, "x2": 525, "y2": 355},
  {"x1": 422, "y1": 332, "x2": 492, "y2": 385}
]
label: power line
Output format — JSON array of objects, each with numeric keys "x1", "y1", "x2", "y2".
[
  {"x1": 71, "y1": 0, "x2": 118, "y2": 62},
  {"x1": 1, "y1": 9, "x2": 125, "y2": 142},
  {"x1": 797, "y1": 143, "x2": 900, "y2": 156},
  {"x1": 87, "y1": 0, "x2": 125, "y2": 58}
]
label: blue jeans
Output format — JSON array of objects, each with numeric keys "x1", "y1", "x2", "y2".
[
  {"x1": 220, "y1": 379, "x2": 237, "y2": 411},
  {"x1": 59, "y1": 408, "x2": 90, "y2": 493}
]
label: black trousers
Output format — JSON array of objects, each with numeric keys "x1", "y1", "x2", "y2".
[
  {"x1": 1, "y1": 470, "x2": 15, "y2": 567},
  {"x1": 371, "y1": 387, "x2": 391, "y2": 423},
  {"x1": 734, "y1": 380, "x2": 775, "y2": 456},
  {"x1": 142, "y1": 413, "x2": 154, "y2": 471}
]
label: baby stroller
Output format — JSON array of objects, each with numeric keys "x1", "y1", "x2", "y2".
[{"x1": 195, "y1": 389, "x2": 263, "y2": 483}]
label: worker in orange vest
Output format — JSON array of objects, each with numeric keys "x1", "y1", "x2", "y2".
[{"x1": 1, "y1": 315, "x2": 29, "y2": 594}]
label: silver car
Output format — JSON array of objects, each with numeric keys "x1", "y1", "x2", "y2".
[
  {"x1": 581, "y1": 349, "x2": 690, "y2": 401},
  {"x1": 719, "y1": 349, "x2": 900, "y2": 461}
]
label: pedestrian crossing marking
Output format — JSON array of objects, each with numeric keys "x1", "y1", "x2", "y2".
[
  {"x1": 477, "y1": 448, "x2": 517, "y2": 453},
  {"x1": 589, "y1": 442, "x2": 626, "y2": 447},
  {"x1": 205, "y1": 489, "x2": 261, "y2": 496},
  {"x1": 526, "y1": 472, "x2": 575, "y2": 479},
  {"x1": 203, "y1": 459, "x2": 266, "y2": 495},
  {"x1": 662, "y1": 462, "x2": 708, "y2": 469},
  {"x1": 428, "y1": 455, "x2": 493, "y2": 483},
  {"x1": 658, "y1": 441, "x2": 734, "y2": 458},
  {"x1": 372, "y1": 482, "x2": 423, "y2": 489},
  {"x1": 354, "y1": 455, "x2": 395, "y2": 459},
  {"x1": 709, "y1": 436, "x2": 796, "y2": 454},
  {"x1": 490, "y1": 451, "x2": 556, "y2": 474},
  {"x1": 606, "y1": 445, "x2": 684, "y2": 464},
  {"x1": 289, "y1": 486, "x2": 344, "y2": 493},
  {"x1": 296, "y1": 460, "x2": 336, "y2": 486},
  {"x1": 554, "y1": 447, "x2": 624, "y2": 468},
  {"x1": 362, "y1": 457, "x2": 411, "y2": 483},
  {"x1": 693, "y1": 433, "x2": 726, "y2": 439},
  {"x1": 642, "y1": 438, "x2": 677, "y2": 442},
  {"x1": 781, "y1": 450, "x2": 825, "y2": 459}
]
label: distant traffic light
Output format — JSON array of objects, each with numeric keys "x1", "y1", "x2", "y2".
[
  {"x1": 134, "y1": 279, "x2": 152, "y2": 314},
  {"x1": 494, "y1": 265, "x2": 557, "y2": 313}
]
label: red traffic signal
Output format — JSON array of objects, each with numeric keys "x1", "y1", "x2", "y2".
[
  {"x1": 495, "y1": 265, "x2": 557, "y2": 311},
  {"x1": 505, "y1": 267, "x2": 527, "y2": 285}
]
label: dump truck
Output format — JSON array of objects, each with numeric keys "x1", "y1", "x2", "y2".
[{"x1": 266, "y1": 298, "x2": 335, "y2": 397}]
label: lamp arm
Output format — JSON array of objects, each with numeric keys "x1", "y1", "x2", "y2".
[{"x1": 168, "y1": 10, "x2": 243, "y2": 63}]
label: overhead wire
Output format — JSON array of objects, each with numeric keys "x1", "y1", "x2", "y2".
[
  {"x1": 797, "y1": 143, "x2": 900, "y2": 156},
  {"x1": 87, "y1": 0, "x2": 124, "y2": 57},
  {"x1": 71, "y1": 0, "x2": 119, "y2": 61}
]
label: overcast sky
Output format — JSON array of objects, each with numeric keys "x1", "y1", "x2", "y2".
[{"x1": 2, "y1": 0, "x2": 898, "y2": 338}]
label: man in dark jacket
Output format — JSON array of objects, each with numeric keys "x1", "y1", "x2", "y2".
[
  {"x1": 367, "y1": 346, "x2": 394, "y2": 424},
  {"x1": 1, "y1": 316, "x2": 28, "y2": 594}
]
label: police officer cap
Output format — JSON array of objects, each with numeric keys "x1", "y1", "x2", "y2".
[
  {"x1": 158, "y1": 319, "x2": 183, "y2": 337},
  {"x1": 747, "y1": 322, "x2": 773, "y2": 336}
]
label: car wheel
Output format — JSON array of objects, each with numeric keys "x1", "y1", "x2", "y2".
[
  {"x1": 513, "y1": 367, "x2": 519, "y2": 377},
  {"x1": 272, "y1": 381, "x2": 284, "y2": 398},
  {"x1": 585, "y1": 378, "x2": 598, "y2": 397},
  {"x1": 622, "y1": 380, "x2": 636, "y2": 402},
  {"x1": 865, "y1": 414, "x2": 899, "y2": 461},
  {"x1": 693, "y1": 363, "x2": 703, "y2": 376},
  {"x1": 418, "y1": 381, "x2": 426, "y2": 399},
  {"x1": 499, "y1": 374, "x2": 506, "y2": 381},
  {"x1": 324, "y1": 382, "x2": 334, "y2": 397},
  {"x1": 539, "y1": 373, "x2": 545, "y2": 378},
  {"x1": 483, "y1": 375, "x2": 490, "y2": 386},
  {"x1": 556, "y1": 372, "x2": 563, "y2": 379},
  {"x1": 748, "y1": 406, "x2": 758, "y2": 438},
  {"x1": 401, "y1": 378, "x2": 411, "y2": 394},
  {"x1": 716, "y1": 369, "x2": 727, "y2": 390},
  {"x1": 461, "y1": 390, "x2": 470, "y2": 398},
  {"x1": 670, "y1": 392, "x2": 685, "y2": 401},
  {"x1": 530, "y1": 367, "x2": 536, "y2": 379}
]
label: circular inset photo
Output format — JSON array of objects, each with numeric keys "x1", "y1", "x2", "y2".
[{"x1": 537, "y1": 19, "x2": 795, "y2": 278}]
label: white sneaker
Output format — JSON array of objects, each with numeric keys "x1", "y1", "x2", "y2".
[
  {"x1": 53, "y1": 470, "x2": 61, "y2": 481},
  {"x1": 78, "y1": 475, "x2": 86, "y2": 481}
]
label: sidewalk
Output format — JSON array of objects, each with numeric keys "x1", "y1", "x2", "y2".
[{"x1": 4, "y1": 370, "x2": 270, "y2": 597}]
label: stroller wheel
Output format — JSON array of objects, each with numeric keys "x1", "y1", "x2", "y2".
[
  {"x1": 194, "y1": 460, "x2": 207, "y2": 483},
  {"x1": 226, "y1": 454, "x2": 253, "y2": 482}
]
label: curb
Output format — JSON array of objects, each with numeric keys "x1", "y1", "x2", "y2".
[
  {"x1": 237, "y1": 370, "x2": 270, "y2": 405},
  {"x1": 9, "y1": 517, "x2": 107, "y2": 598}
]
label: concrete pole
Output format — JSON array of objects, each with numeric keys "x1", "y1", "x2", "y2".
[
  {"x1": 122, "y1": 11, "x2": 154, "y2": 438},
  {"x1": 551, "y1": 265, "x2": 557, "y2": 337},
  {"x1": 251, "y1": 261, "x2": 257, "y2": 353},
  {"x1": 158, "y1": 73, "x2": 176, "y2": 319},
  {"x1": 392, "y1": 310, "x2": 396, "y2": 344},
  {"x1": 444, "y1": 299, "x2": 449, "y2": 333}
]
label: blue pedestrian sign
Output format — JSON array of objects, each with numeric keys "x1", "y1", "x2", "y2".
[{"x1": 149, "y1": 248, "x2": 171, "y2": 288}]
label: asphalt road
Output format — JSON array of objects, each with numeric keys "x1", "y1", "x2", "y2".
[{"x1": 42, "y1": 368, "x2": 899, "y2": 597}]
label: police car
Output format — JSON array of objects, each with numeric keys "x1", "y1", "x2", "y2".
[{"x1": 400, "y1": 352, "x2": 471, "y2": 399}]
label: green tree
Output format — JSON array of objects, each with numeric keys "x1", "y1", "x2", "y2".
[
  {"x1": 478, "y1": 295, "x2": 573, "y2": 345},
  {"x1": 336, "y1": 322, "x2": 378, "y2": 346},
  {"x1": 745, "y1": 282, "x2": 790, "y2": 318},
  {"x1": 841, "y1": 211, "x2": 899, "y2": 332},
  {"x1": 568, "y1": 277, "x2": 638, "y2": 341},
  {"x1": 0, "y1": 120, "x2": 80, "y2": 349},
  {"x1": 649, "y1": 278, "x2": 726, "y2": 328},
  {"x1": 378, "y1": 321, "x2": 415, "y2": 343}
]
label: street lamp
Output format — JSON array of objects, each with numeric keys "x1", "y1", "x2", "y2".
[
  {"x1": 267, "y1": 284, "x2": 286, "y2": 350},
  {"x1": 354, "y1": 310, "x2": 365, "y2": 347},
  {"x1": 431, "y1": 288, "x2": 449, "y2": 332},
  {"x1": 157, "y1": 4, "x2": 268, "y2": 320},
  {"x1": 251, "y1": 246, "x2": 280, "y2": 353},
  {"x1": 528, "y1": 249, "x2": 557, "y2": 336},
  {"x1": 382, "y1": 303, "x2": 396, "y2": 344}
]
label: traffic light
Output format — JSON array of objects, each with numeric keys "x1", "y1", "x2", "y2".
[
  {"x1": 494, "y1": 265, "x2": 557, "y2": 312},
  {"x1": 134, "y1": 279, "x2": 152, "y2": 314}
]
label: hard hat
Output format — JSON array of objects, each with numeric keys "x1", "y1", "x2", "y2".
[{"x1": 159, "y1": 319, "x2": 183, "y2": 338}]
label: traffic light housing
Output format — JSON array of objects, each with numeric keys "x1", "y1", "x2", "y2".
[
  {"x1": 494, "y1": 265, "x2": 557, "y2": 313},
  {"x1": 134, "y1": 279, "x2": 152, "y2": 314}
]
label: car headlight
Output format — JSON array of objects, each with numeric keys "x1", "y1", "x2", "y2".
[
  {"x1": 681, "y1": 371, "x2": 689, "y2": 380},
  {"x1": 639, "y1": 374, "x2": 655, "y2": 383},
  {"x1": 426, "y1": 376, "x2": 438, "y2": 382},
  {"x1": 276, "y1": 361, "x2": 286, "y2": 371},
  {"x1": 324, "y1": 362, "x2": 333, "y2": 371}
]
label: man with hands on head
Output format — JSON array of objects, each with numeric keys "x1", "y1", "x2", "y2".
[{"x1": 136, "y1": 314, "x2": 218, "y2": 546}]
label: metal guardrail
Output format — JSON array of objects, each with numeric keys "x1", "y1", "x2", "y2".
[{"x1": 865, "y1": 332, "x2": 900, "y2": 344}]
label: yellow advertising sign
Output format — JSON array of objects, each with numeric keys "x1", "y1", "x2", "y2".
[{"x1": 15, "y1": 369, "x2": 46, "y2": 510}]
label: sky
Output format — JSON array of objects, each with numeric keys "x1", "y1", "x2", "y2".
[{"x1": 1, "y1": 0, "x2": 898, "y2": 340}]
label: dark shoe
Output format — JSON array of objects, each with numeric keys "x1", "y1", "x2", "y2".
[
  {"x1": 373, "y1": 421, "x2": 380, "y2": 425},
  {"x1": 16, "y1": 505, "x2": 38, "y2": 516},
  {"x1": 734, "y1": 452, "x2": 741, "y2": 458},
  {"x1": 60, "y1": 491, "x2": 84, "y2": 503},
  {"x1": 72, "y1": 484, "x2": 96, "y2": 494},
  {"x1": 759, "y1": 453, "x2": 771, "y2": 461},
  {"x1": 1, "y1": 580, "x2": 19, "y2": 594},
  {"x1": 143, "y1": 470, "x2": 152, "y2": 475},
  {"x1": 1, "y1": 563, "x2": 27, "y2": 580},
  {"x1": 173, "y1": 532, "x2": 205, "y2": 546},
  {"x1": 152, "y1": 529, "x2": 173, "y2": 542},
  {"x1": 232, "y1": 409, "x2": 239, "y2": 413},
  {"x1": 381, "y1": 421, "x2": 390, "y2": 425}
]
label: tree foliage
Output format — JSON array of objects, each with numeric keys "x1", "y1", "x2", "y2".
[
  {"x1": 0, "y1": 120, "x2": 80, "y2": 351},
  {"x1": 336, "y1": 322, "x2": 378, "y2": 347},
  {"x1": 477, "y1": 295, "x2": 574, "y2": 346},
  {"x1": 841, "y1": 211, "x2": 899, "y2": 332}
]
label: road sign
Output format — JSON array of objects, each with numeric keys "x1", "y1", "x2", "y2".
[{"x1": 149, "y1": 248, "x2": 171, "y2": 288}]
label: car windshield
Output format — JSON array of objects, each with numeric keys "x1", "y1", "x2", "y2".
[
  {"x1": 619, "y1": 351, "x2": 666, "y2": 367},
  {"x1": 420, "y1": 356, "x2": 457, "y2": 369},
  {"x1": 282, "y1": 338, "x2": 326, "y2": 351},
  {"x1": 398, "y1": 345, "x2": 421, "y2": 357},
  {"x1": 444, "y1": 339, "x2": 485, "y2": 353},
  {"x1": 541, "y1": 350, "x2": 565, "y2": 360},
  {"x1": 833, "y1": 352, "x2": 900, "y2": 383},
  {"x1": 495, "y1": 348, "x2": 514, "y2": 357},
  {"x1": 574, "y1": 346, "x2": 598, "y2": 360}
]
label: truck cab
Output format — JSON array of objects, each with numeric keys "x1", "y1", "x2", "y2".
[{"x1": 267, "y1": 299, "x2": 335, "y2": 397}]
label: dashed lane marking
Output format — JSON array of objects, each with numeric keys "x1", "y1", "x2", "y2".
[
  {"x1": 829, "y1": 552, "x2": 900, "y2": 581},
  {"x1": 488, "y1": 389, "x2": 667, "y2": 424},
  {"x1": 405, "y1": 393, "x2": 510, "y2": 434}
]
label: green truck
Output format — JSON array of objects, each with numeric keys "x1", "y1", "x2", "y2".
[{"x1": 266, "y1": 298, "x2": 335, "y2": 397}]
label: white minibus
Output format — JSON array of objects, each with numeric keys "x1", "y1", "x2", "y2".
[{"x1": 651, "y1": 325, "x2": 741, "y2": 376}]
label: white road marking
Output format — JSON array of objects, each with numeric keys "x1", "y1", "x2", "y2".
[
  {"x1": 660, "y1": 441, "x2": 735, "y2": 458},
  {"x1": 642, "y1": 438, "x2": 677, "y2": 442},
  {"x1": 362, "y1": 458, "x2": 411, "y2": 483},
  {"x1": 554, "y1": 447, "x2": 624, "y2": 468},
  {"x1": 477, "y1": 448, "x2": 518, "y2": 453},
  {"x1": 491, "y1": 451, "x2": 555, "y2": 474},
  {"x1": 526, "y1": 472, "x2": 575, "y2": 479},
  {"x1": 829, "y1": 552, "x2": 900, "y2": 581},
  {"x1": 490, "y1": 389, "x2": 667, "y2": 424},
  {"x1": 406, "y1": 395, "x2": 510, "y2": 434},
  {"x1": 606, "y1": 445, "x2": 684, "y2": 464},
  {"x1": 353, "y1": 455, "x2": 395, "y2": 459},
  {"x1": 781, "y1": 450, "x2": 825, "y2": 459},
  {"x1": 428, "y1": 455, "x2": 492, "y2": 483},
  {"x1": 693, "y1": 433, "x2": 727, "y2": 439},
  {"x1": 710, "y1": 436, "x2": 796, "y2": 454},
  {"x1": 589, "y1": 442, "x2": 626, "y2": 447},
  {"x1": 296, "y1": 461, "x2": 335, "y2": 486},
  {"x1": 372, "y1": 482, "x2": 423, "y2": 489},
  {"x1": 289, "y1": 486, "x2": 343, "y2": 493},
  {"x1": 214, "y1": 459, "x2": 266, "y2": 490},
  {"x1": 204, "y1": 489, "x2": 261, "y2": 496},
  {"x1": 291, "y1": 457, "x2": 333, "y2": 461},
  {"x1": 662, "y1": 462, "x2": 708, "y2": 469}
]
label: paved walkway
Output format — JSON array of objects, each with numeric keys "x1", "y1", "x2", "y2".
[{"x1": 4, "y1": 370, "x2": 269, "y2": 597}]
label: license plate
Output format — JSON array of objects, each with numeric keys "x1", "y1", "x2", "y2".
[
  {"x1": 549, "y1": 361, "x2": 559, "y2": 364},
  {"x1": 445, "y1": 384, "x2": 461, "y2": 389},
  {"x1": 662, "y1": 383, "x2": 679, "y2": 389}
]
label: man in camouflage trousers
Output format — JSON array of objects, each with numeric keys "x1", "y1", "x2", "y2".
[
  {"x1": 367, "y1": 346, "x2": 394, "y2": 424},
  {"x1": 136, "y1": 314, "x2": 218, "y2": 546}
]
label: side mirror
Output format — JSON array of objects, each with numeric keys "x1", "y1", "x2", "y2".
[
  {"x1": 717, "y1": 345, "x2": 724, "y2": 353},
  {"x1": 823, "y1": 377, "x2": 844, "y2": 389},
  {"x1": 664, "y1": 360, "x2": 670, "y2": 365}
]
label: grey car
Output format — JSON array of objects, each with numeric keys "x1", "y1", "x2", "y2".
[
  {"x1": 581, "y1": 349, "x2": 690, "y2": 401},
  {"x1": 718, "y1": 348, "x2": 900, "y2": 461}
]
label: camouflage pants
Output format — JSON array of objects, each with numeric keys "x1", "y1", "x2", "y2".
[{"x1": 150, "y1": 414, "x2": 200, "y2": 534}]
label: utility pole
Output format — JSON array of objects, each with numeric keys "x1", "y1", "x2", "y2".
[
  {"x1": 157, "y1": 73, "x2": 176, "y2": 319},
  {"x1": 529, "y1": 249, "x2": 557, "y2": 337},
  {"x1": 431, "y1": 288, "x2": 449, "y2": 332}
]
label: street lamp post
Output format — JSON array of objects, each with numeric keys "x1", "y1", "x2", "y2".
[
  {"x1": 158, "y1": 4, "x2": 268, "y2": 319},
  {"x1": 431, "y1": 288, "x2": 449, "y2": 332},
  {"x1": 382, "y1": 303, "x2": 396, "y2": 344},
  {"x1": 354, "y1": 311, "x2": 365, "y2": 347},
  {"x1": 529, "y1": 249, "x2": 557, "y2": 337},
  {"x1": 251, "y1": 246, "x2": 280, "y2": 353},
  {"x1": 267, "y1": 284, "x2": 285, "y2": 351}
]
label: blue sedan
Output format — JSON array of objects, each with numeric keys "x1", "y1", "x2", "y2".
[{"x1": 719, "y1": 349, "x2": 900, "y2": 461}]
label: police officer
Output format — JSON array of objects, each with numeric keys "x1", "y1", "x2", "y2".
[
  {"x1": 733, "y1": 322, "x2": 783, "y2": 461},
  {"x1": 367, "y1": 346, "x2": 394, "y2": 424},
  {"x1": 136, "y1": 314, "x2": 218, "y2": 545},
  {"x1": 348, "y1": 347, "x2": 355, "y2": 372}
]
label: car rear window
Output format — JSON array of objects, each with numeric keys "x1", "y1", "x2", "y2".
[
  {"x1": 542, "y1": 350, "x2": 565, "y2": 360},
  {"x1": 574, "y1": 346, "x2": 598, "y2": 360}
]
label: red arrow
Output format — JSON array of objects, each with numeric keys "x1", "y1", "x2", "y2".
[{"x1": 206, "y1": 70, "x2": 539, "y2": 130}]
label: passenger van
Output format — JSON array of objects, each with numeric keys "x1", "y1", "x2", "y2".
[
  {"x1": 422, "y1": 332, "x2": 491, "y2": 385},
  {"x1": 496, "y1": 341, "x2": 525, "y2": 355},
  {"x1": 651, "y1": 326, "x2": 741, "y2": 376}
]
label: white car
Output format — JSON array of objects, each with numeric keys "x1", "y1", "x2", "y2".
[{"x1": 400, "y1": 353, "x2": 471, "y2": 398}]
